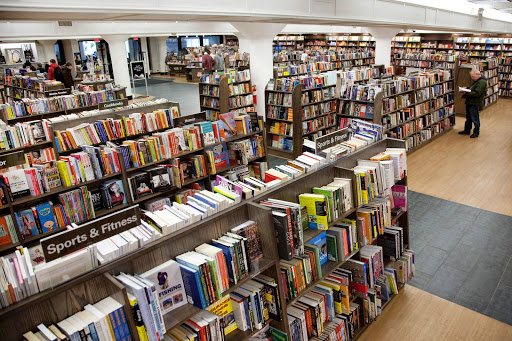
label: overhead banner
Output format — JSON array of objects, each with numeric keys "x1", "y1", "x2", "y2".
[{"x1": 40, "y1": 205, "x2": 141, "y2": 262}]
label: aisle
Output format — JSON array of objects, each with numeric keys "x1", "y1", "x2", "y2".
[
  {"x1": 358, "y1": 285, "x2": 512, "y2": 341},
  {"x1": 407, "y1": 99, "x2": 512, "y2": 215}
]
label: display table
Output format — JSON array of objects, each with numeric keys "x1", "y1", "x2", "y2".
[
  {"x1": 185, "y1": 66, "x2": 203, "y2": 82},
  {"x1": 167, "y1": 62, "x2": 187, "y2": 76}
]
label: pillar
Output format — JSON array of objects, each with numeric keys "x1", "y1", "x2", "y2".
[
  {"x1": 366, "y1": 27, "x2": 401, "y2": 68},
  {"x1": 35, "y1": 40, "x2": 57, "y2": 64},
  {"x1": 158, "y1": 36, "x2": 169, "y2": 75},
  {"x1": 231, "y1": 23, "x2": 286, "y2": 116},
  {"x1": 101, "y1": 34, "x2": 132, "y2": 96}
]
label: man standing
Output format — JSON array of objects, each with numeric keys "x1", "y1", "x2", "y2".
[
  {"x1": 202, "y1": 48, "x2": 215, "y2": 75},
  {"x1": 48, "y1": 59, "x2": 62, "y2": 81},
  {"x1": 62, "y1": 62, "x2": 74, "y2": 89},
  {"x1": 459, "y1": 69, "x2": 486, "y2": 138}
]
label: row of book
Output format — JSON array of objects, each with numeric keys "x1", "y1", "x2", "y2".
[
  {"x1": 302, "y1": 101, "x2": 337, "y2": 120},
  {"x1": 228, "y1": 82, "x2": 251, "y2": 96},
  {"x1": 301, "y1": 87, "x2": 335, "y2": 105},
  {"x1": 200, "y1": 69, "x2": 251, "y2": 85},
  {"x1": 302, "y1": 115, "x2": 336, "y2": 135},
  {"x1": 22, "y1": 296, "x2": 130, "y2": 341},
  {"x1": 1, "y1": 90, "x2": 117, "y2": 119},
  {"x1": 269, "y1": 122, "x2": 293, "y2": 137},
  {"x1": 228, "y1": 94, "x2": 254, "y2": 109},
  {"x1": 394, "y1": 52, "x2": 456, "y2": 62},
  {"x1": 206, "y1": 135, "x2": 265, "y2": 173},
  {"x1": 339, "y1": 100, "x2": 375, "y2": 119},
  {"x1": 341, "y1": 84, "x2": 381, "y2": 102},
  {"x1": 168, "y1": 276, "x2": 279, "y2": 340},
  {"x1": 201, "y1": 84, "x2": 219, "y2": 97},
  {"x1": 0, "y1": 118, "x2": 51, "y2": 151}
]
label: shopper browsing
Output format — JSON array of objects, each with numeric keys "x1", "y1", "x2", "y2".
[
  {"x1": 214, "y1": 49, "x2": 225, "y2": 71},
  {"x1": 459, "y1": 69, "x2": 486, "y2": 138},
  {"x1": 48, "y1": 58, "x2": 62, "y2": 81},
  {"x1": 62, "y1": 62, "x2": 74, "y2": 89},
  {"x1": 165, "y1": 52, "x2": 172, "y2": 64},
  {"x1": 202, "y1": 48, "x2": 215, "y2": 75}
]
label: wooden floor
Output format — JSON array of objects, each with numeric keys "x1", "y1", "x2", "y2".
[
  {"x1": 408, "y1": 98, "x2": 512, "y2": 216},
  {"x1": 359, "y1": 285, "x2": 512, "y2": 341}
]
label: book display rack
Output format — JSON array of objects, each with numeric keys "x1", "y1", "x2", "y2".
[
  {"x1": 0, "y1": 135, "x2": 409, "y2": 341},
  {"x1": 499, "y1": 56, "x2": 512, "y2": 97},
  {"x1": 265, "y1": 77, "x2": 337, "y2": 159},
  {"x1": 199, "y1": 70, "x2": 255, "y2": 121}
]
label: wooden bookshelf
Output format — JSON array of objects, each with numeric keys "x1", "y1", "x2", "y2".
[
  {"x1": 0, "y1": 136, "x2": 407, "y2": 341},
  {"x1": 266, "y1": 83, "x2": 337, "y2": 159}
]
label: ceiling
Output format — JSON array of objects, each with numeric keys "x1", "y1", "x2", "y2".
[{"x1": 469, "y1": 0, "x2": 512, "y2": 12}]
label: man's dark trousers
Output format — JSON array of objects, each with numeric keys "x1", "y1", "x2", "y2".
[{"x1": 464, "y1": 104, "x2": 480, "y2": 135}]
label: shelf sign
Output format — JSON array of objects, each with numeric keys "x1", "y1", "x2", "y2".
[
  {"x1": 0, "y1": 151, "x2": 25, "y2": 169},
  {"x1": 98, "y1": 98, "x2": 129, "y2": 110},
  {"x1": 45, "y1": 88, "x2": 71, "y2": 97},
  {"x1": 315, "y1": 128, "x2": 349, "y2": 153},
  {"x1": 40, "y1": 205, "x2": 141, "y2": 262}
]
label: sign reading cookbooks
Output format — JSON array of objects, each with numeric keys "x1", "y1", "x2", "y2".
[
  {"x1": 315, "y1": 128, "x2": 350, "y2": 153},
  {"x1": 40, "y1": 205, "x2": 141, "y2": 262},
  {"x1": 98, "y1": 98, "x2": 129, "y2": 110}
]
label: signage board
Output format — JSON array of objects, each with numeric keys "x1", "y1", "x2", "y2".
[
  {"x1": 45, "y1": 88, "x2": 72, "y2": 97},
  {"x1": 41, "y1": 205, "x2": 141, "y2": 262},
  {"x1": 98, "y1": 98, "x2": 129, "y2": 110},
  {"x1": 315, "y1": 128, "x2": 350, "y2": 153}
]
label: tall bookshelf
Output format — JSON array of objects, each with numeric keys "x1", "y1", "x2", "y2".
[
  {"x1": 499, "y1": 56, "x2": 512, "y2": 97},
  {"x1": 0, "y1": 134, "x2": 408, "y2": 341},
  {"x1": 199, "y1": 73, "x2": 255, "y2": 120},
  {"x1": 265, "y1": 82, "x2": 337, "y2": 159}
]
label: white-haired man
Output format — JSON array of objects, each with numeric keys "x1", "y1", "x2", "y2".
[{"x1": 459, "y1": 69, "x2": 486, "y2": 138}]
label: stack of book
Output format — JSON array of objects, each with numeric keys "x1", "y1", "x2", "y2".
[
  {"x1": 22, "y1": 296, "x2": 130, "y2": 341},
  {"x1": 0, "y1": 119, "x2": 52, "y2": 151}
]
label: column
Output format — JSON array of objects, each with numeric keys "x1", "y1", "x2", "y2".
[
  {"x1": 101, "y1": 34, "x2": 132, "y2": 97},
  {"x1": 366, "y1": 27, "x2": 401, "y2": 68},
  {"x1": 157, "y1": 36, "x2": 169, "y2": 75},
  {"x1": 231, "y1": 23, "x2": 286, "y2": 116},
  {"x1": 35, "y1": 40, "x2": 57, "y2": 64}
]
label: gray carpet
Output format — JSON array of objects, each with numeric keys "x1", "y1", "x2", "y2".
[
  {"x1": 408, "y1": 191, "x2": 512, "y2": 326},
  {"x1": 135, "y1": 78, "x2": 199, "y2": 116}
]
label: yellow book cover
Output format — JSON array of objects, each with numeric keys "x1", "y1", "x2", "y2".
[
  {"x1": 207, "y1": 295, "x2": 238, "y2": 335},
  {"x1": 56, "y1": 160, "x2": 71, "y2": 186},
  {"x1": 298, "y1": 194, "x2": 329, "y2": 230},
  {"x1": 370, "y1": 152, "x2": 390, "y2": 161},
  {"x1": 319, "y1": 280, "x2": 343, "y2": 315},
  {"x1": 127, "y1": 294, "x2": 149, "y2": 341}
]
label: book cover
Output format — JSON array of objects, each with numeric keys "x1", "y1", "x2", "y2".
[
  {"x1": 34, "y1": 201, "x2": 58, "y2": 233},
  {"x1": 207, "y1": 143, "x2": 230, "y2": 169},
  {"x1": 15, "y1": 208, "x2": 39, "y2": 238},
  {"x1": 179, "y1": 263, "x2": 207, "y2": 309},
  {"x1": 3, "y1": 169, "x2": 30, "y2": 199},
  {"x1": 141, "y1": 259, "x2": 187, "y2": 314},
  {"x1": 207, "y1": 295, "x2": 237, "y2": 335},
  {"x1": 231, "y1": 220, "x2": 263, "y2": 263},
  {"x1": 102, "y1": 180, "x2": 127, "y2": 207},
  {"x1": 198, "y1": 122, "x2": 216, "y2": 146},
  {"x1": 298, "y1": 194, "x2": 328, "y2": 230},
  {"x1": 0, "y1": 216, "x2": 12, "y2": 246},
  {"x1": 29, "y1": 121, "x2": 47, "y2": 143},
  {"x1": 89, "y1": 189, "x2": 103, "y2": 211},
  {"x1": 29, "y1": 244, "x2": 46, "y2": 265},
  {"x1": 220, "y1": 112, "x2": 237, "y2": 138},
  {"x1": 308, "y1": 231, "x2": 327, "y2": 266},
  {"x1": 147, "y1": 166, "x2": 172, "y2": 192},
  {"x1": 130, "y1": 173, "x2": 153, "y2": 199}
]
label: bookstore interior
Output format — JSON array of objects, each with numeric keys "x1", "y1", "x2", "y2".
[{"x1": 0, "y1": 1, "x2": 511, "y2": 340}]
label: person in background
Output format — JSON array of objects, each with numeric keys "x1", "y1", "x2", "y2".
[
  {"x1": 165, "y1": 52, "x2": 172, "y2": 64},
  {"x1": 44, "y1": 63, "x2": 50, "y2": 73},
  {"x1": 202, "y1": 48, "x2": 215, "y2": 75},
  {"x1": 459, "y1": 69, "x2": 486, "y2": 138},
  {"x1": 213, "y1": 49, "x2": 225, "y2": 72},
  {"x1": 36, "y1": 63, "x2": 46, "y2": 74},
  {"x1": 23, "y1": 60, "x2": 31, "y2": 69},
  {"x1": 62, "y1": 62, "x2": 74, "y2": 89},
  {"x1": 48, "y1": 59, "x2": 61, "y2": 80}
]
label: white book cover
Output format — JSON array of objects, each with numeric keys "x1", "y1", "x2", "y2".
[{"x1": 141, "y1": 260, "x2": 186, "y2": 314}]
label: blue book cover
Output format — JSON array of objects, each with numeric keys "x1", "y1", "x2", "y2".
[
  {"x1": 211, "y1": 241, "x2": 236, "y2": 284},
  {"x1": 207, "y1": 142, "x2": 230, "y2": 169},
  {"x1": 194, "y1": 193, "x2": 218, "y2": 210},
  {"x1": 35, "y1": 201, "x2": 58, "y2": 233},
  {"x1": 14, "y1": 209, "x2": 39, "y2": 239},
  {"x1": 179, "y1": 264, "x2": 207, "y2": 309},
  {"x1": 309, "y1": 231, "x2": 328, "y2": 265}
]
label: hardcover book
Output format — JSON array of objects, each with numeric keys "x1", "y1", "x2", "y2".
[
  {"x1": 101, "y1": 180, "x2": 127, "y2": 207},
  {"x1": 89, "y1": 189, "x2": 103, "y2": 211},
  {"x1": 129, "y1": 173, "x2": 153, "y2": 200},
  {"x1": 34, "y1": 201, "x2": 58, "y2": 233},
  {"x1": 220, "y1": 112, "x2": 237, "y2": 138}
]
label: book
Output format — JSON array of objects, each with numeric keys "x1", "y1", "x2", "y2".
[
  {"x1": 14, "y1": 208, "x2": 39, "y2": 239},
  {"x1": 101, "y1": 180, "x2": 127, "y2": 209},
  {"x1": 207, "y1": 295, "x2": 238, "y2": 335},
  {"x1": 34, "y1": 201, "x2": 58, "y2": 233},
  {"x1": 147, "y1": 166, "x2": 172, "y2": 192},
  {"x1": 141, "y1": 259, "x2": 187, "y2": 314},
  {"x1": 129, "y1": 173, "x2": 153, "y2": 200},
  {"x1": 298, "y1": 194, "x2": 328, "y2": 230}
]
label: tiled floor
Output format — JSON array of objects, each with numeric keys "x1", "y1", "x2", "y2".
[{"x1": 408, "y1": 190, "x2": 512, "y2": 326}]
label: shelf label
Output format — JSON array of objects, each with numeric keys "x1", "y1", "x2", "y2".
[
  {"x1": 315, "y1": 128, "x2": 349, "y2": 153},
  {"x1": 0, "y1": 151, "x2": 25, "y2": 169},
  {"x1": 40, "y1": 205, "x2": 141, "y2": 262},
  {"x1": 98, "y1": 98, "x2": 129, "y2": 110},
  {"x1": 45, "y1": 88, "x2": 71, "y2": 97}
]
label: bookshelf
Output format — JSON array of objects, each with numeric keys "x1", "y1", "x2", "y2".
[
  {"x1": 499, "y1": 56, "x2": 512, "y2": 97},
  {"x1": 199, "y1": 72, "x2": 255, "y2": 120},
  {"x1": 0, "y1": 104, "x2": 268, "y2": 258},
  {"x1": 265, "y1": 82, "x2": 337, "y2": 159},
  {"x1": 0, "y1": 135, "x2": 407, "y2": 341}
]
